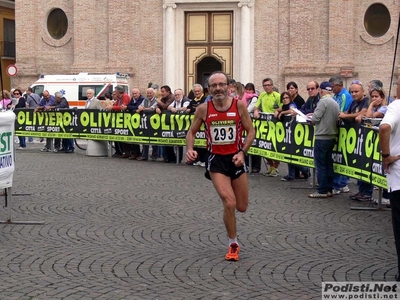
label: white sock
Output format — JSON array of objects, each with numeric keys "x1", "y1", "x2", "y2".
[{"x1": 229, "y1": 238, "x2": 238, "y2": 246}]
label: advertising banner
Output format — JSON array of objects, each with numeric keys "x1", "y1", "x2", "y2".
[
  {"x1": 1, "y1": 111, "x2": 15, "y2": 188},
  {"x1": 14, "y1": 109, "x2": 386, "y2": 188}
]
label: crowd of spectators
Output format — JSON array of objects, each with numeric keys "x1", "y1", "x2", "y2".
[{"x1": 5, "y1": 75, "x2": 393, "y2": 204}]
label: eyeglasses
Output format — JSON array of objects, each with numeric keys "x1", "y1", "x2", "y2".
[
  {"x1": 351, "y1": 80, "x2": 363, "y2": 86},
  {"x1": 209, "y1": 83, "x2": 228, "y2": 89},
  {"x1": 263, "y1": 84, "x2": 272, "y2": 87},
  {"x1": 13, "y1": 93, "x2": 20, "y2": 95},
  {"x1": 307, "y1": 87, "x2": 316, "y2": 91}
]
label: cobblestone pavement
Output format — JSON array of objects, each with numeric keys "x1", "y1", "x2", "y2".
[{"x1": 0, "y1": 141, "x2": 396, "y2": 299}]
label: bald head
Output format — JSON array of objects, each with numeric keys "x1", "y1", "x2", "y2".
[
  {"x1": 350, "y1": 82, "x2": 364, "y2": 102},
  {"x1": 132, "y1": 88, "x2": 141, "y2": 99}
]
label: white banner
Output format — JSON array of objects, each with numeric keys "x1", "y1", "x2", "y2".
[{"x1": 0, "y1": 110, "x2": 15, "y2": 188}]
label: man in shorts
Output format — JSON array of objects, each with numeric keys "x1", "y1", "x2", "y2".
[{"x1": 185, "y1": 71, "x2": 255, "y2": 261}]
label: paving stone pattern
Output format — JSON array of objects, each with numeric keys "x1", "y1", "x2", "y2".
[{"x1": 0, "y1": 144, "x2": 396, "y2": 299}]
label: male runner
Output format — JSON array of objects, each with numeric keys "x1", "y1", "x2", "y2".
[{"x1": 186, "y1": 71, "x2": 255, "y2": 261}]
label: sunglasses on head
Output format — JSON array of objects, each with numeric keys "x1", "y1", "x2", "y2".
[{"x1": 351, "y1": 80, "x2": 363, "y2": 86}]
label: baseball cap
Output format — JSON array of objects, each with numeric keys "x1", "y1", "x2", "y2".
[{"x1": 320, "y1": 81, "x2": 332, "y2": 91}]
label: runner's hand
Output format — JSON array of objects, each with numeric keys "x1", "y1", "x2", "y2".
[
  {"x1": 186, "y1": 150, "x2": 198, "y2": 164},
  {"x1": 232, "y1": 151, "x2": 245, "y2": 167}
]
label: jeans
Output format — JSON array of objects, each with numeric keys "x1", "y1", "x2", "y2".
[
  {"x1": 288, "y1": 163, "x2": 309, "y2": 179},
  {"x1": 45, "y1": 138, "x2": 53, "y2": 150},
  {"x1": 390, "y1": 190, "x2": 400, "y2": 276},
  {"x1": 64, "y1": 139, "x2": 74, "y2": 151},
  {"x1": 19, "y1": 136, "x2": 26, "y2": 148},
  {"x1": 54, "y1": 138, "x2": 62, "y2": 149},
  {"x1": 314, "y1": 138, "x2": 336, "y2": 194},
  {"x1": 357, "y1": 181, "x2": 373, "y2": 196},
  {"x1": 159, "y1": 146, "x2": 168, "y2": 161},
  {"x1": 142, "y1": 145, "x2": 159, "y2": 159},
  {"x1": 250, "y1": 155, "x2": 261, "y2": 171},
  {"x1": 333, "y1": 175, "x2": 349, "y2": 190}
]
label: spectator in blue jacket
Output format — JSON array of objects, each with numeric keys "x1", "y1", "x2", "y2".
[{"x1": 329, "y1": 76, "x2": 352, "y2": 195}]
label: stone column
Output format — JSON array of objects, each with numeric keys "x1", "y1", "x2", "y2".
[
  {"x1": 163, "y1": 1, "x2": 177, "y2": 88},
  {"x1": 238, "y1": 0, "x2": 254, "y2": 83}
]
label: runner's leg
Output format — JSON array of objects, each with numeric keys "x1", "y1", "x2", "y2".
[
  {"x1": 209, "y1": 172, "x2": 236, "y2": 239},
  {"x1": 231, "y1": 173, "x2": 249, "y2": 212}
]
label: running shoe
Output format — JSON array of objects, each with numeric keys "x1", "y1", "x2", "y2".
[{"x1": 225, "y1": 243, "x2": 240, "y2": 261}]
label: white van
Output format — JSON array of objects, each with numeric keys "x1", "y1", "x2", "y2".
[{"x1": 30, "y1": 72, "x2": 130, "y2": 108}]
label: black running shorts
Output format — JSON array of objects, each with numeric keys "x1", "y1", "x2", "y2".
[{"x1": 204, "y1": 152, "x2": 247, "y2": 181}]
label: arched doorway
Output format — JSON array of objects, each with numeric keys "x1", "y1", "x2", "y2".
[
  {"x1": 196, "y1": 56, "x2": 222, "y2": 94},
  {"x1": 185, "y1": 11, "x2": 233, "y2": 93}
]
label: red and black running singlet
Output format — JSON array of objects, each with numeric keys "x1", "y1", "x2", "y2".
[{"x1": 204, "y1": 98, "x2": 243, "y2": 155}]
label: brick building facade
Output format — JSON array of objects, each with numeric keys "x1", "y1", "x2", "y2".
[{"x1": 14, "y1": 0, "x2": 400, "y2": 98}]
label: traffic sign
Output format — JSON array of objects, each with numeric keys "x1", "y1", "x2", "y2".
[{"x1": 6, "y1": 64, "x2": 17, "y2": 77}]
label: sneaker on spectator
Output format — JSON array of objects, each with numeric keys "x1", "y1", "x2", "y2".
[
  {"x1": 373, "y1": 198, "x2": 391, "y2": 207},
  {"x1": 199, "y1": 162, "x2": 206, "y2": 167},
  {"x1": 281, "y1": 175, "x2": 294, "y2": 182},
  {"x1": 193, "y1": 161, "x2": 201, "y2": 166},
  {"x1": 40, "y1": 147, "x2": 50, "y2": 152},
  {"x1": 269, "y1": 168, "x2": 279, "y2": 177},
  {"x1": 327, "y1": 191, "x2": 333, "y2": 197},
  {"x1": 332, "y1": 189, "x2": 341, "y2": 195},
  {"x1": 264, "y1": 167, "x2": 276, "y2": 176},
  {"x1": 349, "y1": 192, "x2": 361, "y2": 200},
  {"x1": 308, "y1": 191, "x2": 328, "y2": 198},
  {"x1": 354, "y1": 194, "x2": 373, "y2": 202},
  {"x1": 16, "y1": 147, "x2": 26, "y2": 150},
  {"x1": 53, "y1": 149, "x2": 58, "y2": 153},
  {"x1": 264, "y1": 167, "x2": 273, "y2": 176},
  {"x1": 340, "y1": 186, "x2": 350, "y2": 193},
  {"x1": 382, "y1": 197, "x2": 390, "y2": 206}
]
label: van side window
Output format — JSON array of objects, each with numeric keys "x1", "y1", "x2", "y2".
[
  {"x1": 32, "y1": 85, "x2": 44, "y2": 97},
  {"x1": 97, "y1": 86, "x2": 113, "y2": 100},
  {"x1": 79, "y1": 85, "x2": 111, "y2": 100},
  {"x1": 111, "y1": 85, "x2": 129, "y2": 94}
]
